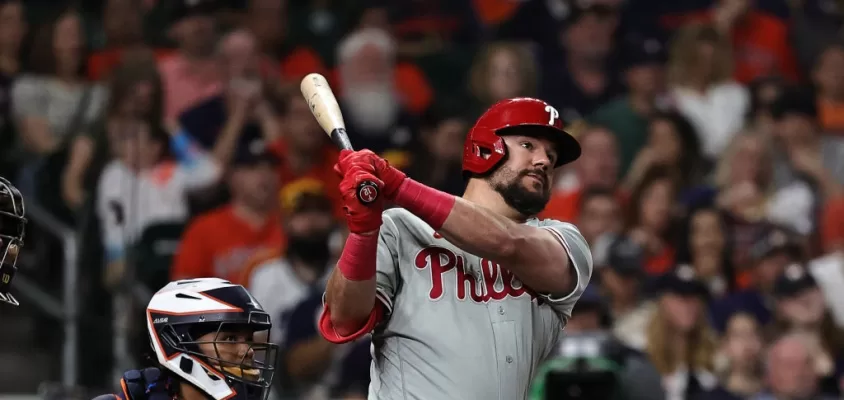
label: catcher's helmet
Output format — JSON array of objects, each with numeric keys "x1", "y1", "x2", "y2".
[
  {"x1": 0, "y1": 176, "x2": 25, "y2": 306},
  {"x1": 146, "y1": 278, "x2": 279, "y2": 400},
  {"x1": 462, "y1": 97, "x2": 581, "y2": 175}
]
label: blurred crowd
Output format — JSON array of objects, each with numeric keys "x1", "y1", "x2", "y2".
[{"x1": 1, "y1": 0, "x2": 844, "y2": 398}]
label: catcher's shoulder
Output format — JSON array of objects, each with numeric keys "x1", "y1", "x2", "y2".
[{"x1": 91, "y1": 395, "x2": 120, "y2": 400}]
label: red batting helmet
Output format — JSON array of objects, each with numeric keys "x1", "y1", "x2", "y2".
[{"x1": 462, "y1": 97, "x2": 581, "y2": 175}]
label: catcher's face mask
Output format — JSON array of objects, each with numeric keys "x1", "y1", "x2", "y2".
[{"x1": 0, "y1": 177, "x2": 25, "y2": 306}]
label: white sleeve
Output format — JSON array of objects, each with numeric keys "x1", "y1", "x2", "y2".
[
  {"x1": 374, "y1": 213, "x2": 401, "y2": 314},
  {"x1": 536, "y1": 220, "x2": 594, "y2": 323}
]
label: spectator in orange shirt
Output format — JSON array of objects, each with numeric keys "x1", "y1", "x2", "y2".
[
  {"x1": 541, "y1": 125, "x2": 620, "y2": 222},
  {"x1": 659, "y1": 0, "x2": 800, "y2": 84},
  {"x1": 171, "y1": 138, "x2": 284, "y2": 284},
  {"x1": 711, "y1": 0, "x2": 800, "y2": 83},
  {"x1": 269, "y1": 93, "x2": 343, "y2": 218},
  {"x1": 158, "y1": 0, "x2": 223, "y2": 122},
  {"x1": 813, "y1": 43, "x2": 844, "y2": 135}
]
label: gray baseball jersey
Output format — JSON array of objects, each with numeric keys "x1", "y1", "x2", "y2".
[{"x1": 366, "y1": 208, "x2": 593, "y2": 400}]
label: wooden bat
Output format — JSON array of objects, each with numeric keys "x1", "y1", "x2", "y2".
[{"x1": 300, "y1": 73, "x2": 380, "y2": 205}]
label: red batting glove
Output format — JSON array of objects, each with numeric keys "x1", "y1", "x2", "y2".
[
  {"x1": 337, "y1": 165, "x2": 385, "y2": 234},
  {"x1": 336, "y1": 149, "x2": 407, "y2": 200},
  {"x1": 370, "y1": 155, "x2": 407, "y2": 200}
]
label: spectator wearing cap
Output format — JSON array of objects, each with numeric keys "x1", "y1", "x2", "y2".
[
  {"x1": 644, "y1": 265, "x2": 720, "y2": 400},
  {"x1": 667, "y1": 23, "x2": 749, "y2": 161},
  {"x1": 540, "y1": 127, "x2": 624, "y2": 222},
  {"x1": 753, "y1": 333, "x2": 839, "y2": 400},
  {"x1": 178, "y1": 29, "x2": 281, "y2": 168},
  {"x1": 710, "y1": 226, "x2": 802, "y2": 331},
  {"x1": 676, "y1": 206, "x2": 734, "y2": 300},
  {"x1": 157, "y1": 0, "x2": 223, "y2": 122},
  {"x1": 97, "y1": 122, "x2": 221, "y2": 290},
  {"x1": 333, "y1": 27, "x2": 425, "y2": 155},
  {"x1": 171, "y1": 138, "x2": 284, "y2": 285},
  {"x1": 812, "y1": 43, "x2": 844, "y2": 134},
  {"x1": 402, "y1": 107, "x2": 468, "y2": 196},
  {"x1": 539, "y1": 0, "x2": 626, "y2": 123},
  {"x1": 768, "y1": 264, "x2": 844, "y2": 396},
  {"x1": 623, "y1": 111, "x2": 705, "y2": 194},
  {"x1": 590, "y1": 33, "x2": 668, "y2": 174},
  {"x1": 566, "y1": 286, "x2": 611, "y2": 333},
  {"x1": 467, "y1": 42, "x2": 538, "y2": 119},
  {"x1": 267, "y1": 92, "x2": 343, "y2": 218}
]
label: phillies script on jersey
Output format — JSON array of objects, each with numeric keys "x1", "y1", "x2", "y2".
[{"x1": 415, "y1": 245, "x2": 539, "y2": 303}]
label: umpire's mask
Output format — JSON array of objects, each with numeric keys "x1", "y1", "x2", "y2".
[{"x1": 0, "y1": 177, "x2": 26, "y2": 306}]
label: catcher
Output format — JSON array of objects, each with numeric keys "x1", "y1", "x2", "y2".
[{"x1": 93, "y1": 278, "x2": 279, "y2": 400}]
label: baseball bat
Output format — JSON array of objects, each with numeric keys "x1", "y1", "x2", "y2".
[{"x1": 300, "y1": 73, "x2": 380, "y2": 205}]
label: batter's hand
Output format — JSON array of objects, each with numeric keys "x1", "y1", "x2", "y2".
[
  {"x1": 335, "y1": 150, "x2": 407, "y2": 199},
  {"x1": 338, "y1": 164, "x2": 385, "y2": 234},
  {"x1": 335, "y1": 149, "x2": 407, "y2": 200}
]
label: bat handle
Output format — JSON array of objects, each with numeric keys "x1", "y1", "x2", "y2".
[{"x1": 330, "y1": 128, "x2": 382, "y2": 206}]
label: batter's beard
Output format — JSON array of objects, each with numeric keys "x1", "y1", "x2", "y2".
[{"x1": 489, "y1": 166, "x2": 551, "y2": 217}]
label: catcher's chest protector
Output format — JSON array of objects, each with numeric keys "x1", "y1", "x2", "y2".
[{"x1": 92, "y1": 368, "x2": 175, "y2": 400}]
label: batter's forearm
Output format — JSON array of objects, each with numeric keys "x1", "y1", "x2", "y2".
[
  {"x1": 323, "y1": 232, "x2": 380, "y2": 336},
  {"x1": 438, "y1": 198, "x2": 523, "y2": 261},
  {"x1": 394, "y1": 179, "x2": 524, "y2": 262},
  {"x1": 324, "y1": 271, "x2": 377, "y2": 335}
]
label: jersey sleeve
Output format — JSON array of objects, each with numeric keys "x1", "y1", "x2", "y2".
[
  {"x1": 536, "y1": 219, "x2": 594, "y2": 323},
  {"x1": 374, "y1": 212, "x2": 401, "y2": 314}
]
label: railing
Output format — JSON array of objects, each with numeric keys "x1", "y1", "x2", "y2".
[{"x1": 19, "y1": 201, "x2": 79, "y2": 390}]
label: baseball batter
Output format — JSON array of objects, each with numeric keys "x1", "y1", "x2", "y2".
[{"x1": 320, "y1": 98, "x2": 594, "y2": 400}]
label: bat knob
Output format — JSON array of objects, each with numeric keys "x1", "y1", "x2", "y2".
[{"x1": 356, "y1": 180, "x2": 380, "y2": 205}]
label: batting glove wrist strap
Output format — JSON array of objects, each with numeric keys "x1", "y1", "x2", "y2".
[
  {"x1": 394, "y1": 179, "x2": 456, "y2": 230},
  {"x1": 337, "y1": 232, "x2": 379, "y2": 281}
]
